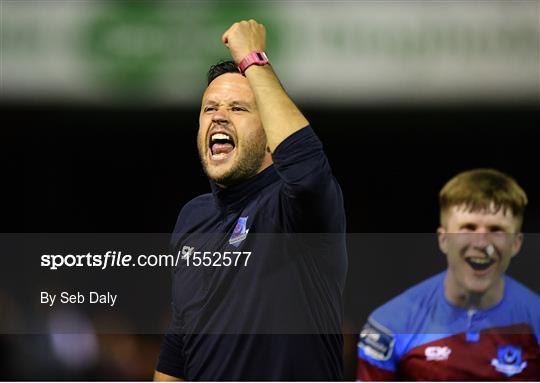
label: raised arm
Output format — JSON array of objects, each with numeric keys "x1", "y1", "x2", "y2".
[{"x1": 221, "y1": 20, "x2": 308, "y2": 152}]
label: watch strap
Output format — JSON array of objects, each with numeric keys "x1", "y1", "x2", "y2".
[{"x1": 238, "y1": 51, "x2": 269, "y2": 74}]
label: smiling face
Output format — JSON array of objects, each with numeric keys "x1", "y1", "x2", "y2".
[
  {"x1": 197, "y1": 73, "x2": 272, "y2": 187},
  {"x1": 438, "y1": 205, "x2": 523, "y2": 307}
]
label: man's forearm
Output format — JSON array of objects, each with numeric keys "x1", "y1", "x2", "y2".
[
  {"x1": 244, "y1": 64, "x2": 309, "y2": 152},
  {"x1": 221, "y1": 19, "x2": 309, "y2": 152}
]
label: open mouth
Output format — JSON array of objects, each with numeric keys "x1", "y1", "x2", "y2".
[
  {"x1": 209, "y1": 132, "x2": 236, "y2": 161},
  {"x1": 465, "y1": 257, "x2": 495, "y2": 271}
]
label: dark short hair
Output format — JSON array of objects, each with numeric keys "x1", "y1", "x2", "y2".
[{"x1": 207, "y1": 60, "x2": 241, "y2": 85}]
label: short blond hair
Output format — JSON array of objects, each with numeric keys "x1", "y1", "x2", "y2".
[{"x1": 439, "y1": 168, "x2": 528, "y2": 229}]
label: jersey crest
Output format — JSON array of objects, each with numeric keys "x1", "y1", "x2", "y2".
[
  {"x1": 229, "y1": 216, "x2": 249, "y2": 247},
  {"x1": 491, "y1": 345, "x2": 528, "y2": 377}
]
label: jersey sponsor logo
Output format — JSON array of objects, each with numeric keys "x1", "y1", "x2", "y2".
[
  {"x1": 229, "y1": 216, "x2": 249, "y2": 247},
  {"x1": 425, "y1": 346, "x2": 451, "y2": 361},
  {"x1": 491, "y1": 345, "x2": 527, "y2": 377},
  {"x1": 358, "y1": 319, "x2": 395, "y2": 361},
  {"x1": 180, "y1": 245, "x2": 194, "y2": 260}
]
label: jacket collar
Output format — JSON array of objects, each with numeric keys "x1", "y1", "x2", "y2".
[{"x1": 210, "y1": 165, "x2": 278, "y2": 211}]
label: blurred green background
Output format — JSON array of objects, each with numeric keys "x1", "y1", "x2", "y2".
[{"x1": 2, "y1": 0, "x2": 538, "y2": 106}]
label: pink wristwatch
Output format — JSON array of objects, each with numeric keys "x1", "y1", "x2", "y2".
[{"x1": 238, "y1": 51, "x2": 269, "y2": 74}]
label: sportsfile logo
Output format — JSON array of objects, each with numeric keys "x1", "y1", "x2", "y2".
[{"x1": 425, "y1": 346, "x2": 451, "y2": 361}]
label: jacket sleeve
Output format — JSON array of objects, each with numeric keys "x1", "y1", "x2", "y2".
[
  {"x1": 156, "y1": 231, "x2": 187, "y2": 379},
  {"x1": 156, "y1": 303, "x2": 186, "y2": 379},
  {"x1": 272, "y1": 126, "x2": 345, "y2": 233},
  {"x1": 156, "y1": 333, "x2": 185, "y2": 379}
]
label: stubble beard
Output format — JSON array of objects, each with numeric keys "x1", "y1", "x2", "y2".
[{"x1": 198, "y1": 134, "x2": 267, "y2": 187}]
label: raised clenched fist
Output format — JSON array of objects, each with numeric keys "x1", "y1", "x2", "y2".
[{"x1": 222, "y1": 20, "x2": 266, "y2": 64}]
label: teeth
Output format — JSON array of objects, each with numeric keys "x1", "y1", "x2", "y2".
[
  {"x1": 211, "y1": 133, "x2": 230, "y2": 141},
  {"x1": 468, "y1": 257, "x2": 491, "y2": 265}
]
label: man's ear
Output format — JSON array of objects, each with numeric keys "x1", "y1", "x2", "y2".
[
  {"x1": 437, "y1": 226, "x2": 448, "y2": 254},
  {"x1": 511, "y1": 232, "x2": 524, "y2": 258}
]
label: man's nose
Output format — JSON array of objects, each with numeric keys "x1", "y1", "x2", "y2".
[
  {"x1": 470, "y1": 231, "x2": 490, "y2": 249},
  {"x1": 212, "y1": 108, "x2": 229, "y2": 125}
]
